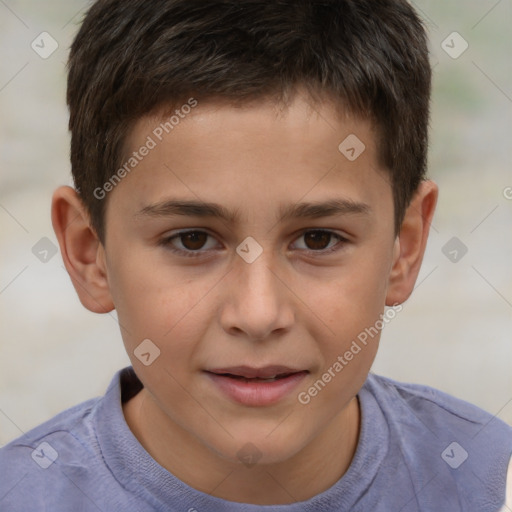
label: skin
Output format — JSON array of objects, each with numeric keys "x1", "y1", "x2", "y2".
[{"x1": 51, "y1": 89, "x2": 437, "y2": 505}]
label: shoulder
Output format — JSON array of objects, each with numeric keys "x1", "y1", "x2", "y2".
[
  {"x1": 0, "y1": 395, "x2": 101, "y2": 460},
  {"x1": 0, "y1": 368, "x2": 150, "y2": 511},
  {"x1": 0, "y1": 396, "x2": 102, "y2": 509},
  {"x1": 362, "y1": 373, "x2": 512, "y2": 510},
  {"x1": 364, "y1": 372, "x2": 512, "y2": 438}
]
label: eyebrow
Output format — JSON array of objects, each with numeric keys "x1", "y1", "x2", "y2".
[{"x1": 136, "y1": 197, "x2": 370, "y2": 223}]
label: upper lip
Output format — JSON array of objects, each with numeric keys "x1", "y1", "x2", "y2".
[{"x1": 206, "y1": 365, "x2": 307, "y2": 379}]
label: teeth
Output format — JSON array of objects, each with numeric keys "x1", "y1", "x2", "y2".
[
  {"x1": 226, "y1": 374, "x2": 281, "y2": 381},
  {"x1": 217, "y1": 372, "x2": 296, "y2": 381},
  {"x1": 244, "y1": 374, "x2": 289, "y2": 382}
]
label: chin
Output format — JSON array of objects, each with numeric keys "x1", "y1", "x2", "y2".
[{"x1": 206, "y1": 428, "x2": 309, "y2": 468}]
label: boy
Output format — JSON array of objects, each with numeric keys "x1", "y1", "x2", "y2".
[{"x1": 1, "y1": 0, "x2": 511, "y2": 510}]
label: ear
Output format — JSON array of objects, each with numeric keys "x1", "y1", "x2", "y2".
[
  {"x1": 51, "y1": 185, "x2": 114, "y2": 313},
  {"x1": 385, "y1": 180, "x2": 438, "y2": 306}
]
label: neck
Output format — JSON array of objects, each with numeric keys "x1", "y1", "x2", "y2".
[{"x1": 123, "y1": 390, "x2": 360, "y2": 505}]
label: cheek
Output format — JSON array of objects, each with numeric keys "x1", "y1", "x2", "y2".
[
  {"x1": 297, "y1": 263, "x2": 387, "y2": 411},
  {"x1": 107, "y1": 247, "x2": 172, "y2": 322},
  {"x1": 316, "y1": 253, "x2": 391, "y2": 339},
  {"x1": 299, "y1": 250, "x2": 391, "y2": 401},
  {"x1": 107, "y1": 253, "x2": 215, "y2": 367}
]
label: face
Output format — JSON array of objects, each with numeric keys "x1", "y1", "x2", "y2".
[{"x1": 100, "y1": 91, "x2": 398, "y2": 465}]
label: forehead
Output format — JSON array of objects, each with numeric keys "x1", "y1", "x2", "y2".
[{"x1": 109, "y1": 91, "x2": 392, "y2": 226}]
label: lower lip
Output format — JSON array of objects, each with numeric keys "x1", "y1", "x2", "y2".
[{"x1": 205, "y1": 371, "x2": 308, "y2": 406}]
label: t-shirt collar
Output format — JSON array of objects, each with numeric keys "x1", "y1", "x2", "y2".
[{"x1": 94, "y1": 366, "x2": 389, "y2": 511}]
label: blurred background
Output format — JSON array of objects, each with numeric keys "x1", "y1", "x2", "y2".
[{"x1": 1, "y1": 0, "x2": 511, "y2": 446}]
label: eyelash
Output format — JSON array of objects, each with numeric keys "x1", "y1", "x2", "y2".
[{"x1": 159, "y1": 229, "x2": 349, "y2": 258}]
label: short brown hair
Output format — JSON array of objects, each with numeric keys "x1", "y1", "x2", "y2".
[{"x1": 67, "y1": 0, "x2": 432, "y2": 242}]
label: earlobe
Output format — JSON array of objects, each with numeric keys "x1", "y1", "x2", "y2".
[
  {"x1": 385, "y1": 180, "x2": 438, "y2": 306},
  {"x1": 51, "y1": 186, "x2": 114, "y2": 313}
]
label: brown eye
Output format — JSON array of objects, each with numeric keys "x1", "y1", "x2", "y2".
[
  {"x1": 179, "y1": 231, "x2": 209, "y2": 250},
  {"x1": 292, "y1": 230, "x2": 347, "y2": 254},
  {"x1": 160, "y1": 230, "x2": 219, "y2": 257},
  {"x1": 303, "y1": 231, "x2": 332, "y2": 250}
]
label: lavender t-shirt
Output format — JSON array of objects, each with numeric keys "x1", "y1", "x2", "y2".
[{"x1": 1, "y1": 367, "x2": 511, "y2": 511}]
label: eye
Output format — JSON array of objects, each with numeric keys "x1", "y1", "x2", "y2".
[
  {"x1": 291, "y1": 230, "x2": 348, "y2": 254},
  {"x1": 159, "y1": 229, "x2": 348, "y2": 258},
  {"x1": 159, "y1": 230, "x2": 219, "y2": 257}
]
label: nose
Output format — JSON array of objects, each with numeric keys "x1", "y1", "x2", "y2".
[{"x1": 219, "y1": 251, "x2": 295, "y2": 342}]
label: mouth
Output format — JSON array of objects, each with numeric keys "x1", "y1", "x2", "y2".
[
  {"x1": 206, "y1": 365, "x2": 308, "y2": 380},
  {"x1": 204, "y1": 365, "x2": 309, "y2": 406},
  {"x1": 212, "y1": 374, "x2": 296, "y2": 382}
]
